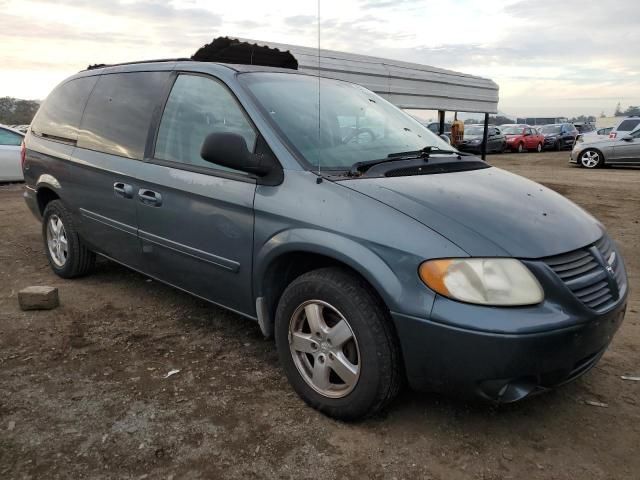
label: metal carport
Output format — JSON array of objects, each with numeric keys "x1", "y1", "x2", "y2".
[{"x1": 232, "y1": 38, "x2": 500, "y2": 159}]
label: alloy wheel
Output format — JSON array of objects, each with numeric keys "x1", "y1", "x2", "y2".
[
  {"x1": 46, "y1": 214, "x2": 68, "y2": 267},
  {"x1": 581, "y1": 150, "x2": 600, "y2": 168},
  {"x1": 537, "y1": 143, "x2": 542, "y2": 152},
  {"x1": 288, "y1": 300, "x2": 360, "y2": 398}
]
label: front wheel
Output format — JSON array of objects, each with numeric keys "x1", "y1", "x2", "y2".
[
  {"x1": 536, "y1": 143, "x2": 543, "y2": 153},
  {"x1": 275, "y1": 267, "x2": 402, "y2": 420},
  {"x1": 580, "y1": 149, "x2": 603, "y2": 168}
]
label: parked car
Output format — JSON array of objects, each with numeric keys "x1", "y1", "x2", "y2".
[
  {"x1": 609, "y1": 116, "x2": 640, "y2": 139},
  {"x1": 425, "y1": 121, "x2": 452, "y2": 140},
  {"x1": 572, "y1": 125, "x2": 640, "y2": 168},
  {"x1": 0, "y1": 125, "x2": 25, "y2": 182},
  {"x1": 500, "y1": 125, "x2": 545, "y2": 153},
  {"x1": 573, "y1": 122, "x2": 596, "y2": 135},
  {"x1": 23, "y1": 61, "x2": 628, "y2": 419},
  {"x1": 456, "y1": 124, "x2": 506, "y2": 153},
  {"x1": 540, "y1": 123, "x2": 579, "y2": 150},
  {"x1": 576, "y1": 127, "x2": 613, "y2": 143}
]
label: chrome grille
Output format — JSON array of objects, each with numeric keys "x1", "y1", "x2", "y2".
[{"x1": 543, "y1": 236, "x2": 625, "y2": 312}]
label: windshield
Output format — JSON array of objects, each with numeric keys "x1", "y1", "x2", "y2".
[
  {"x1": 464, "y1": 126, "x2": 484, "y2": 136},
  {"x1": 540, "y1": 125, "x2": 561, "y2": 134},
  {"x1": 239, "y1": 72, "x2": 453, "y2": 169},
  {"x1": 501, "y1": 126, "x2": 522, "y2": 135}
]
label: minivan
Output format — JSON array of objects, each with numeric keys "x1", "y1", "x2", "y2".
[{"x1": 23, "y1": 60, "x2": 628, "y2": 420}]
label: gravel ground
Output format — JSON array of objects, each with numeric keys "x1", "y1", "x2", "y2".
[{"x1": 0, "y1": 151, "x2": 638, "y2": 479}]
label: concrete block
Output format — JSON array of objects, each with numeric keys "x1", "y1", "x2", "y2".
[{"x1": 18, "y1": 286, "x2": 59, "y2": 311}]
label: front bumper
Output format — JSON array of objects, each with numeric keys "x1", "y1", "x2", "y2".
[
  {"x1": 392, "y1": 299, "x2": 626, "y2": 402},
  {"x1": 457, "y1": 142, "x2": 482, "y2": 153}
]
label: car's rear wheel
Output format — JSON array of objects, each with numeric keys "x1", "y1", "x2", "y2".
[
  {"x1": 517, "y1": 143, "x2": 524, "y2": 153},
  {"x1": 536, "y1": 143, "x2": 543, "y2": 153},
  {"x1": 42, "y1": 200, "x2": 95, "y2": 278},
  {"x1": 580, "y1": 149, "x2": 603, "y2": 169},
  {"x1": 275, "y1": 267, "x2": 402, "y2": 420}
]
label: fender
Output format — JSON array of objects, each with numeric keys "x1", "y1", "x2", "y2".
[{"x1": 254, "y1": 227, "x2": 404, "y2": 312}]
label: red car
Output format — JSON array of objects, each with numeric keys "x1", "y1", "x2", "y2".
[{"x1": 501, "y1": 125, "x2": 545, "y2": 153}]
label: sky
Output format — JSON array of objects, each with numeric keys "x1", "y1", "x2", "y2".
[{"x1": 1, "y1": 0, "x2": 639, "y2": 118}]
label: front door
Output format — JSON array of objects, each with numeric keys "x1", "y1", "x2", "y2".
[
  {"x1": 135, "y1": 73, "x2": 258, "y2": 316},
  {"x1": 611, "y1": 129, "x2": 640, "y2": 163}
]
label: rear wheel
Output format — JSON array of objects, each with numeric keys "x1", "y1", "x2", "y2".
[
  {"x1": 42, "y1": 200, "x2": 95, "y2": 278},
  {"x1": 536, "y1": 143, "x2": 543, "y2": 153},
  {"x1": 275, "y1": 267, "x2": 402, "y2": 420},
  {"x1": 579, "y1": 149, "x2": 603, "y2": 168},
  {"x1": 517, "y1": 143, "x2": 524, "y2": 153}
]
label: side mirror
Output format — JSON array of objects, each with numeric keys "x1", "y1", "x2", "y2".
[
  {"x1": 200, "y1": 132, "x2": 273, "y2": 176},
  {"x1": 440, "y1": 134, "x2": 451, "y2": 145},
  {"x1": 621, "y1": 134, "x2": 634, "y2": 142}
]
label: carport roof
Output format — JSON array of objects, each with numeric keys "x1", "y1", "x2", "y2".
[{"x1": 232, "y1": 37, "x2": 499, "y2": 114}]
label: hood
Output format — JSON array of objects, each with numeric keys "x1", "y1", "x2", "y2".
[
  {"x1": 339, "y1": 167, "x2": 602, "y2": 258},
  {"x1": 542, "y1": 132, "x2": 560, "y2": 137},
  {"x1": 462, "y1": 135, "x2": 482, "y2": 141}
]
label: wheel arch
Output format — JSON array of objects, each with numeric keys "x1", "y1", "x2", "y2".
[
  {"x1": 254, "y1": 229, "x2": 403, "y2": 334},
  {"x1": 36, "y1": 185, "x2": 60, "y2": 215}
]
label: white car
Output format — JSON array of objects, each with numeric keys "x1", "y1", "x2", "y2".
[{"x1": 0, "y1": 125, "x2": 25, "y2": 182}]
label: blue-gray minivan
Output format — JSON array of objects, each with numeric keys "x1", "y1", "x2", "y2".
[{"x1": 22, "y1": 60, "x2": 628, "y2": 420}]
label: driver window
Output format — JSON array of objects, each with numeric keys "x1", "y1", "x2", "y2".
[{"x1": 155, "y1": 74, "x2": 257, "y2": 173}]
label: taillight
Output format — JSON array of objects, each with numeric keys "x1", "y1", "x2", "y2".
[{"x1": 20, "y1": 140, "x2": 26, "y2": 171}]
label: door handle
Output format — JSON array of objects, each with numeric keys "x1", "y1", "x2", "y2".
[
  {"x1": 138, "y1": 189, "x2": 162, "y2": 207},
  {"x1": 113, "y1": 182, "x2": 133, "y2": 199}
]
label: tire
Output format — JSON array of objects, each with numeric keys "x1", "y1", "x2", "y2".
[
  {"x1": 517, "y1": 143, "x2": 524, "y2": 153},
  {"x1": 579, "y1": 149, "x2": 604, "y2": 169},
  {"x1": 42, "y1": 200, "x2": 95, "y2": 278},
  {"x1": 555, "y1": 140, "x2": 562, "y2": 151},
  {"x1": 536, "y1": 143, "x2": 543, "y2": 153},
  {"x1": 275, "y1": 267, "x2": 402, "y2": 420}
]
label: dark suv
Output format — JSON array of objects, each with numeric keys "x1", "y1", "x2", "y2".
[
  {"x1": 540, "y1": 123, "x2": 579, "y2": 150},
  {"x1": 22, "y1": 60, "x2": 628, "y2": 419}
]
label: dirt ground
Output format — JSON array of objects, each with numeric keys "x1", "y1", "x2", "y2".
[{"x1": 1, "y1": 151, "x2": 638, "y2": 480}]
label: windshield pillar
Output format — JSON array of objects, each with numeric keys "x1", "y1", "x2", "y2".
[{"x1": 438, "y1": 110, "x2": 445, "y2": 135}]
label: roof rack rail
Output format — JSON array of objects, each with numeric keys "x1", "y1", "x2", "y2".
[{"x1": 84, "y1": 58, "x2": 191, "y2": 71}]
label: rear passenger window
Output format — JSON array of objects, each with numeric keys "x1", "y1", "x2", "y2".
[
  {"x1": 154, "y1": 74, "x2": 257, "y2": 173},
  {"x1": 78, "y1": 72, "x2": 170, "y2": 160},
  {"x1": 31, "y1": 76, "x2": 97, "y2": 142}
]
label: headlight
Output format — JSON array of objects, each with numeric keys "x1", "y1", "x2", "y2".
[{"x1": 419, "y1": 258, "x2": 544, "y2": 306}]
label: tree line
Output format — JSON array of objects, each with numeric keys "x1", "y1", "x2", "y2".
[{"x1": 0, "y1": 97, "x2": 41, "y2": 125}]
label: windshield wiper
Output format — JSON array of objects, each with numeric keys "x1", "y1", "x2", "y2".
[{"x1": 348, "y1": 146, "x2": 458, "y2": 176}]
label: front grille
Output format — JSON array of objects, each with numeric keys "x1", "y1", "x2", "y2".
[{"x1": 543, "y1": 235, "x2": 626, "y2": 312}]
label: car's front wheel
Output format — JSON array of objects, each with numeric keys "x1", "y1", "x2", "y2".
[
  {"x1": 42, "y1": 200, "x2": 95, "y2": 278},
  {"x1": 536, "y1": 143, "x2": 543, "y2": 153},
  {"x1": 275, "y1": 267, "x2": 402, "y2": 420},
  {"x1": 580, "y1": 149, "x2": 604, "y2": 168}
]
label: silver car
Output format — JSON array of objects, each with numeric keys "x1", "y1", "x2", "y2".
[
  {"x1": 0, "y1": 125, "x2": 25, "y2": 182},
  {"x1": 571, "y1": 127, "x2": 640, "y2": 168}
]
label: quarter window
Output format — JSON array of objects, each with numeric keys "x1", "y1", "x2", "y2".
[
  {"x1": 31, "y1": 76, "x2": 98, "y2": 142},
  {"x1": 155, "y1": 74, "x2": 257, "y2": 173},
  {"x1": 0, "y1": 128, "x2": 23, "y2": 146},
  {"x1": 78, "y1": 72, "x2": 170, "y2": 160}
]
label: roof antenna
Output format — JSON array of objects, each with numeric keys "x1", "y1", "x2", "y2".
[{"x1": 316, "y1": 0, "x2": 323, "y2": 184}]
